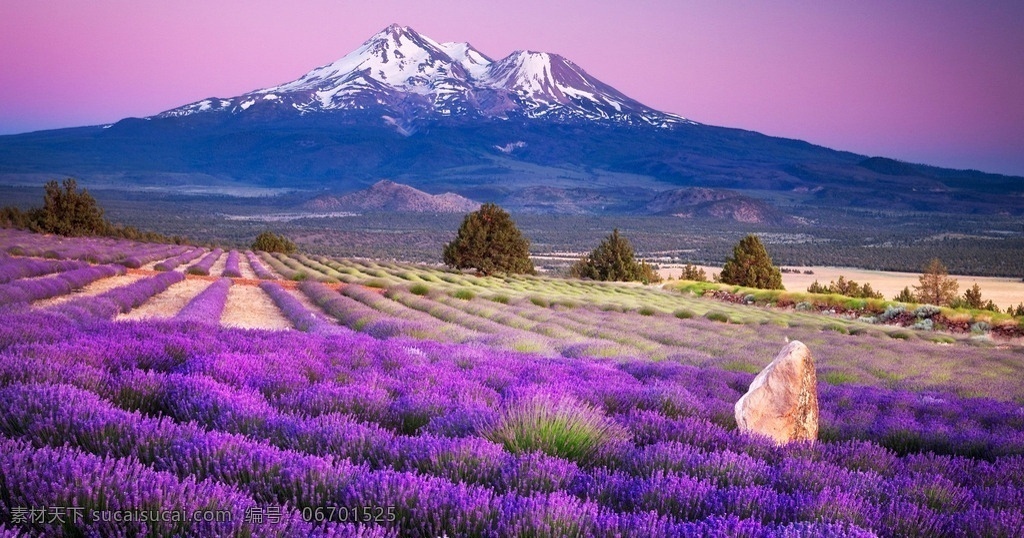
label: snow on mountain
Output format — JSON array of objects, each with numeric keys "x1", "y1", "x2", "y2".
[{"x1": 158, "y1": 24, "x2": 690, "y2": 128}]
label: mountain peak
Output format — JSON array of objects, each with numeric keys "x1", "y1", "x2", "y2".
[{"x1": 158, "y1": 24, "x2": 690, "y2": 127}]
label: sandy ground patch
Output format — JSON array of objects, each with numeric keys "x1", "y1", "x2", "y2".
[
  {"x1": 659, "y1": 264, "x2": 1024, "y2": 310},
  {"x1": 118, "y1": 278, "x2": 212, "y2": 321},
  {"x1": 237, "y1": 253, "x2": 258, "y2": 279},
  {"x1": 209, "y1": 251, "x2": 228, "y2": 276},
  {"x1": 221, "y1": 284, "x2": 293, "y2": 330},
  {"x1": 32, "y1": 273, "x2": 148, "y2": 308}
]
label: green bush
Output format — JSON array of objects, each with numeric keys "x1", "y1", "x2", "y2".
[
  {"x1": 409, "y1": 283, "x2": 430, "y2": 296},
  {"x1": 484, "y1": 391, "x2": 628, "y2": 462},
  {"x1": 452, "y1": 289, "x2": 476, "y2": 300},
  {"x1": 673, "y1": 308, "x2": 695, "y2": 319},
  {"x1": 705, "y1": 311, "x2": 730, "y2": 323},
  {"x1": 252, "y1": 231, "x2": 296, "y2": 254},
  {"x1": 638, "y1": 306, "x2": 658, "y2": 316}
]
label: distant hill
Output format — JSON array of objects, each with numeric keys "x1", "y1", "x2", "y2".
[
  {"x1": 304, "y1": 180, "x2": 480, "y2": 213},
  {"x1": 645, "y1": 187, "x2": 791, "y2": 224}
]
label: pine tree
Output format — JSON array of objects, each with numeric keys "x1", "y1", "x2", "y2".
[
  {"x1": 443, "y1": 203, "x2": 534, "y2": 276},
  {"x1": 719, "y1": 235, "x2": 784, "y2": 289},
  {"x1": 961, "y1": 283, "x2": 984, "y2": 309},
  {"x1": 570, "y1": 229, "x2": 660, "y2": 284},
  {"x1": 913, "y1": 258, "x2": 959, "y2": 306},
  {"x1": 680, "y1": 264, "x2": 707, "y2": 282},
  {"x1": 894, "y1": 286, "x2": 916, "y2": 303}
]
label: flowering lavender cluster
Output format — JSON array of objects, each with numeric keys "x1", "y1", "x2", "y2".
[
  {"x1": 0, "y1": 303, "x2": 1022, "y2": 536},
  {"x1": 54, "y1": 271, "x2": 186, "y2": 321},
  {"x1": 154, "y1": 247, "x2": 206, "y2": 272},
  {"x1": 0, "y1": 228, "x2": 183, "y2": 266},
  {"x1": 175, "y1": 278, "x2": 232, "y2": 323},
  {"x1": 0, "y1": 264, "x2": 124, "y2": 306},
  {"x1": 185, "y1": 248, "x2": 224, "y2": 276},
  {"x1": 0, "y1": 256, "x2": 87, "y2": 284},
  {"x1": 222, "y1": 250, "x2": 243, "y2": 278},
  {"x1": 246, "y1": 251, "x2": 277, "y2": 280},
  {"x1": 259, "y1": 281, "x2": 341, "y2": 334},
  {"x1": 118, "y1": 243, "x2": 190, "y2": 269}
]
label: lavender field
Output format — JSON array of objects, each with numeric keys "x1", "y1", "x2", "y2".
[{"x1": 2, "y1": 229, "x2": 1024, "y2": 536}]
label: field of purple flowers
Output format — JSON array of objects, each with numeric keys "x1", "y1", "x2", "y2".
[{"x1": 1, "y1": 229, "x2": 1024, "y2": 536}]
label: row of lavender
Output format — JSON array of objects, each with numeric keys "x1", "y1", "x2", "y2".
[
  {"x1": 1, "y1": 227, "x2": 190, "y2": 267},
  {"x1": 288, "y1": 278, "x2": 1024, "y2": 403},
  {"x1": 3, "y1": 291, "x2": 1020, "y2": 535}
]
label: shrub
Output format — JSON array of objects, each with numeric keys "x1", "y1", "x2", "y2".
[
  {"x1": 912, "y1": 319, "x2": 934, "y2": 331},
  {"x1": 409, "y1": 283, "x2": 430, "y2": 296},
  {"x1": 673, "y1": 308, "x2": 695, "y2": 319},
  {"x1": 443, "y1": 203, "x2": 534, "y2": 276},
  {"x1": 251, "y1": 231, "x2": 296, "y2": 254},
  {"x1": 705, "y1": 311, "x2": 730, "y2": 323},
  {"x1": 719, "y1": 235, "x2": 783, "y2": 290},
  {"x1": 490, "y1": 294, "x2": 511, "y2": 304},
  {"x1": 638, "y1": 306, "x2": 657, "y2": 316},
  {"x1": 484, "y1": 391, "x2": 627, "y2": 462},
  {"x1": 679, "y1": 264, "x2": 707, "y2": 282},
  {"x1": 893, "y1": 286, "x2": 916, "y2": 303},
  {"x1": 453, "y1": 289, "x2": 476, "y2": 300},
  {"x1": 807, "y1": 276, "x2": 883, "y2": 299},
  {"x1": 879, "y1": 305, "x2": 906, "y2": 322},
  {"x1": 570, "y1": 228, "x2": 661, "y2": 284},
  {"x1": 824, "y1": 323, "x2": 850, "y2": 334},
  {"x1": 913, "y1": 305, "x2": 942, "y2": 318}
]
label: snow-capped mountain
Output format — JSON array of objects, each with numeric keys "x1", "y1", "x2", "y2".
[{"x1": 159, "y1": 24, "x2": 688, "y2": 128}]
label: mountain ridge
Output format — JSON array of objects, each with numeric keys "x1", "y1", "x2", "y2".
[
  {"x1": 0, "y1": 24, "x2": 1020, "y2": 218},
  {"x1": 157, "y1": 24, "x2": 687, "y2": 129}
]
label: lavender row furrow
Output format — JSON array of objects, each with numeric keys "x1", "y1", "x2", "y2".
[
  {"x1": 0, "y1": 264, "x2": 124, "y2": 306},
  {"x1": 185, "y1": 248, "x2": 223, "y2": 276},
  {"x1": 246, "y1": 250, "x2": 277, "y2": 279},
  {"x1": 153, "y1": 247, "x2": 205, "y2": 272},
  {"x1": 175, "y1": 278, "x2": 231, "y2": 322},
  {"x1": 119, "y1": 243, "x2": 189, "y2": 268},
  {"x1": 259, "y1": 281, "x2": 337, "y2": 333},
  {"x1": 53, "y1": 271, "x2": 186, "y2": 320},
  {"x1": 221, "y1": 250, "x2": 242, "y2": 278},
  {"x1": 0, "y1": 256, "x2": 87, "y2": 284}
]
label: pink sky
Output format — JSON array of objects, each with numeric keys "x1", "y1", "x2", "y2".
[{"x1": 1, "y1": 0, "x2": 1022, "y2": 176}]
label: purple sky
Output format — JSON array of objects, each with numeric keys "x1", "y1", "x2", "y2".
[{"x1": 1, "y1": 1, "x2": 1022, "y2": 176}]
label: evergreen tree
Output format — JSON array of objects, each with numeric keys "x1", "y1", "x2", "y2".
[
  {"x1": 913, "y1": 258, "x2": 959, "y2": 306},
  {"x1": 894, "y1": 286, "x2": 916, "y2": 303},
  {"x1": 719, "y1": 235, "x2": 784, "y2": 289},
  {"x1": 680, "y1": 263, "x2": 707, "y2": 282},
  {"x1": 35, "y1": 178, "x2": 108, "y2": 236},
  {"x1": 961, "y1": 283, "x2": 984, "y2": 309},
  {"x1": 570, "y1": 229, "x2": 660, "y2": 284},
  {"x1": 252, "y1": 231, "x2": 297, "y2": 254},
  {"x1": 443, "y1": 203, "x2": 533, "y2": 276}
]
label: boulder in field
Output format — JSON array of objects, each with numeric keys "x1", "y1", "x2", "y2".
[{"x1": 734, "y1": 341, "x2": 818, "y2": 444}]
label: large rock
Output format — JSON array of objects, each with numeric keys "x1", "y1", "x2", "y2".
[{"x1": 734, "y1": 341, "x2": 818, "y2": 444}]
